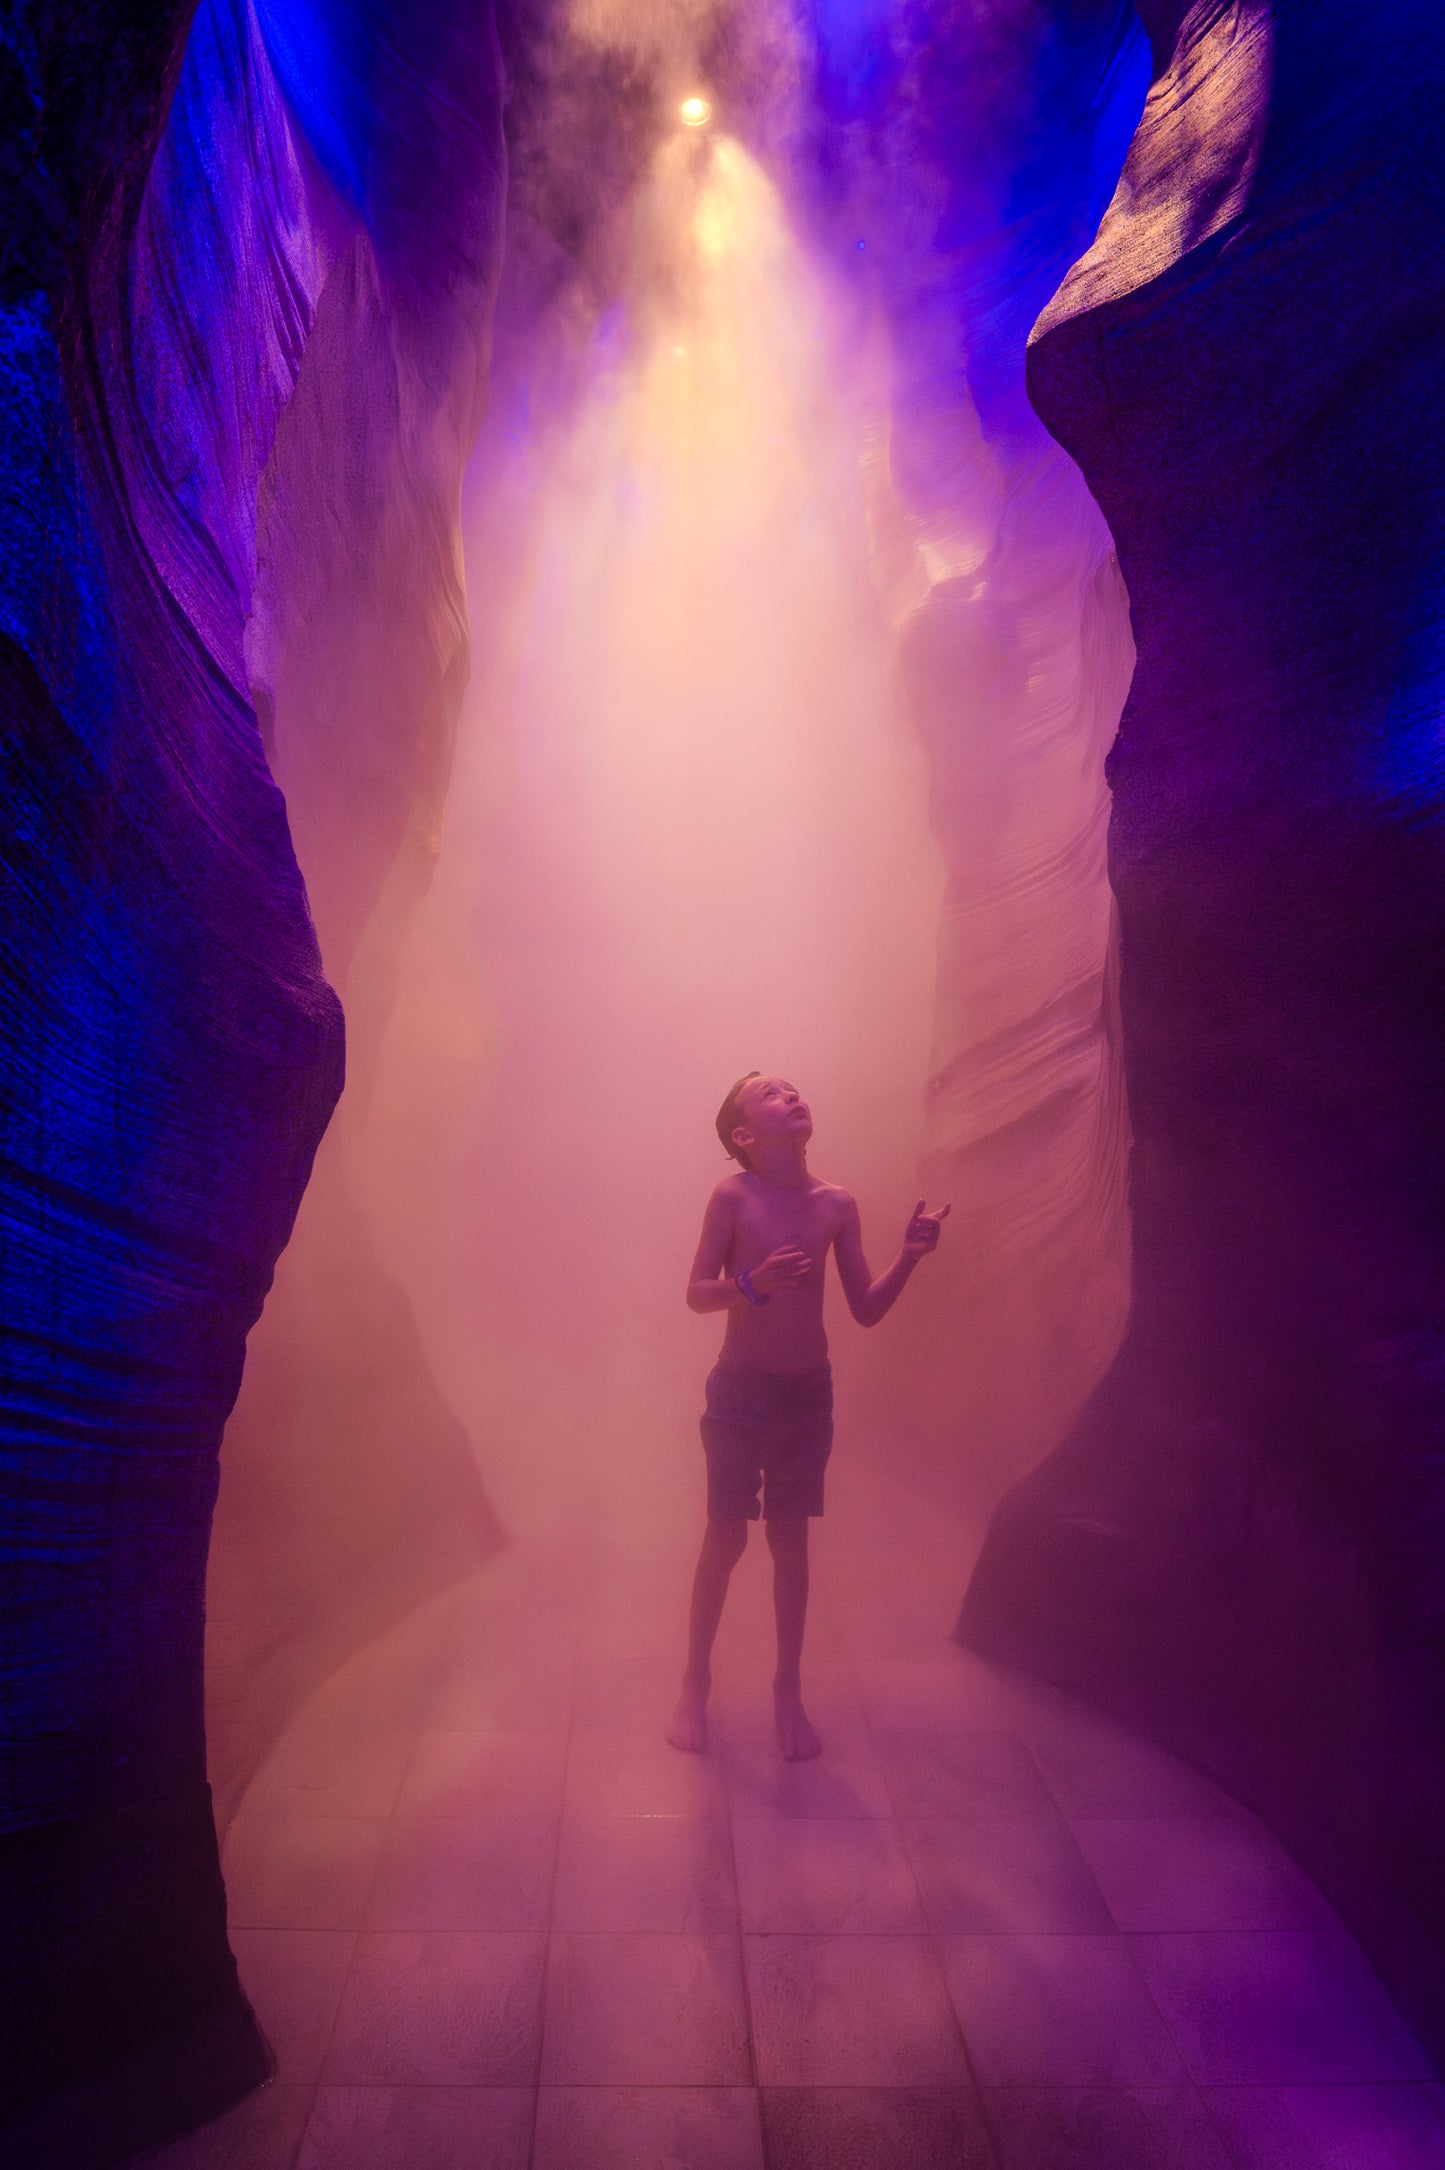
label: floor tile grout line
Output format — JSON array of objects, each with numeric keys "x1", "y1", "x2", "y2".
[
  {"x1": 735, "y1": 1639, "x2": 800, "y2": 2161},
  {"x1": 224, "y1": 1673, "x2": 386, "y2": 2150},
  {"x1": 840, "y1": 1630, "x2": 1000, "y2": 2143},
  {"x1": 281, "y1": 2080, "x2": 319, "y2": 2170},
  {"x1": 525, "y1": 1622, "x2": 581, "y2": 2170},
  {"x1": 790, "y1": 1632, "x2": 1005, "y2": 2155},
  {"x1": 1018, "y1": 1743, "x2": 1127, "y2": 1937},
  {"x1": 1191, "y1": 2077, "x2": 1251, "y2": 2170},
  {"x1": 716, "y1": 1718, "x2": 765, "y2": 2136},
  {"x1": 1114, "y1": 1923, "x2": 1230, "y2": 2122},
  {"x1": 1197, "y1": 2078, "x2": 1445, "y2": 2092},
  {"x1": 290, "y1": 1680, "x2": 428, "y2": 2135}
]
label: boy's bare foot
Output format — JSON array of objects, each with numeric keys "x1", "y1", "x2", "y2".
[
  {"x1": 667, "y1": 1683, "x2": 709, "y2": 1754},
  {"x1": 774, "y1": 1686, "x2": 822, "y2": 1760}
]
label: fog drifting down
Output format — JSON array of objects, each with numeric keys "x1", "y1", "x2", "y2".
[{"x1": 362, "y1": 130, "x2": 944, "y2": 1544}]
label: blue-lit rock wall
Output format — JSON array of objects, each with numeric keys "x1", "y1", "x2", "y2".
[
  {"x1": 0, "y1": 0, "x2": 504, "y2": 2157},
  {"x1": 204, "y1": 0, "x2": 510, "y2": 1828},
  {"x1": 962, "y1": 0, "x2": 1445, "y2": 2067},
  {"x1": 784, "y1": 0, "x2": 1150, "y2": 1492}
]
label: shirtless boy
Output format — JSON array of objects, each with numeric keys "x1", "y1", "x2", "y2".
[{"x1": 668, "y1": 1071, "x2": 949, "y2": 1759}]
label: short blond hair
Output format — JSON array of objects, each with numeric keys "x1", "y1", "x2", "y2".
[{"x1": 715, "y1": 1072, "x2": 761, "y2": 1171}]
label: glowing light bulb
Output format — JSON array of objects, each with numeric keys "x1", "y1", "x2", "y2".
[{"x1": 679, "y1": 95, "x2": 711, "y2": 129}]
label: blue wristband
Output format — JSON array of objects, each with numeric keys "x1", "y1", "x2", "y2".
[{"x1": 737, "y1": 1269, "x2": 769, "y2": 1307}]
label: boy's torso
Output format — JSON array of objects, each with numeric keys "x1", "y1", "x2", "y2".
[{"x1": 719, "y1": 1175, "x2": 846, "y2": 1375}]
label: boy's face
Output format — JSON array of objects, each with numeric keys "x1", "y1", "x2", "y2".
[{"x1": 734, "y1": 1075, "x2": 812, "y2": 1160}]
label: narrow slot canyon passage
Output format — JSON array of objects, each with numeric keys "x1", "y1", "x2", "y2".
[
  {"x1": 9, "y1": 0, "x2": 1445, "y2": 2163},
  {"x1": 154, "y1": 112, "x2": 1436, "y2": 2170}
]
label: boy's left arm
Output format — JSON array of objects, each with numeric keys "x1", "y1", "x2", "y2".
[{"x1": 834, "y1": 1193, "x2": 950, "y2": 1328}]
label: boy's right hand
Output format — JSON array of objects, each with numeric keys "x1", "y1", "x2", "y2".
[{"x1": 751, "y1": 1245, "x2": 812, "y2": 1295}]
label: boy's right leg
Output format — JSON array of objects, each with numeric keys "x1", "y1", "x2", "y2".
[{"x1": 667, "y1": 1517, "x2": 748, "y2": 1753}]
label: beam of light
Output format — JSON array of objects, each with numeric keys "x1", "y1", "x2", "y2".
[
  {"x1": 364, "y1": 132, "x2": 942, "y2": 1536},
  {"x1": 679, "y1": 93, "x2": 712, "y2": 128}
]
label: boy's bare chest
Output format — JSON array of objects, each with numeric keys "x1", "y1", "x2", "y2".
[{"x1": 736, "y1": 1188, "x2": 837, "y2": 1255}]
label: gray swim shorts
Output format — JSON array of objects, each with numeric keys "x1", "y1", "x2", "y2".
[{"x1": 699, "y1": 1361, "x2": 834, "y2": 1521}]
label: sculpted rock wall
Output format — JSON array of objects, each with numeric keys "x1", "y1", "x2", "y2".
[
  {"x1": 781, "y1": 0, "x2": 1149, "y2": 1497},
  {"x1": 0, "y1": 0, "x2": 504, "y2": 2156},
  {"x1": 205, "y1": 0, "x2": 509, "y2": 1828},
  {"x1": 962, "y1": 0, "x2": 1445, "y2": 2062},
  {"x1": 0, "y1": 2, "x2": 337, "y2": 2150}
]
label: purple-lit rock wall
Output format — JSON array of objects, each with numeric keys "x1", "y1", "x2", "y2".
[
  {"x1": 203, "y1": 0, "x2": 509, "y2": 1827},
  {"x1": 0, "y1": 2, "x2": 339, "y2": 2150},
  {"x1": 962, "y1": 0, "x2": 1445, "y2": 2064},
  {"x1": 0, "y1": 0, "x2": 505, "y2": 2156},
  {"x1": 789, "y1": 0, "x2": 1147, "y2": 1493}
]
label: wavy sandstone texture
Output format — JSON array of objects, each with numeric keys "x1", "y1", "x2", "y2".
[
  {"x1": 0, "y1": 0, "x2": 504, "y2": 2158},
  {"x1": 203, "y1": 0, "x2": 509, "y2": 1827},
  {"x1": 795, "y1": 0, "x2": 1148, "y2": 1491},
  {"x1": 962, "y1": 0, "x2": 1445, "y2": 2063}
]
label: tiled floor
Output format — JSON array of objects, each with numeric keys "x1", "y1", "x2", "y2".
[{"x1": 141, "y1": 1486, "x2": 1442, "y2": 2169}]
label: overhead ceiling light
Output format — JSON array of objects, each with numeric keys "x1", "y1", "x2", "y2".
[{"x1": 679, "y1": 95, "x2": 712, "y2": 129}]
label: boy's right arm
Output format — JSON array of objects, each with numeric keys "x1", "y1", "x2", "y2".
[{"x1": 686, "y1": 1184, "x2": 746, "y2": 1312}]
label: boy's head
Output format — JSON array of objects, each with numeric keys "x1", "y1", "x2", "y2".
[{"x1": 715, "y1": 1072, "x2": 811, "y2": 1171}]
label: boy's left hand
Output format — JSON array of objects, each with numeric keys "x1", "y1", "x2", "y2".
[{"x1": 903, "y1": 1199, "x2": 951, "y2": 1258}]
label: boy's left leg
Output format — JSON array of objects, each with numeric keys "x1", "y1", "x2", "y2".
[{"x1": 766, "y1": 1514, "x2": 821, "y2": 1760}]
